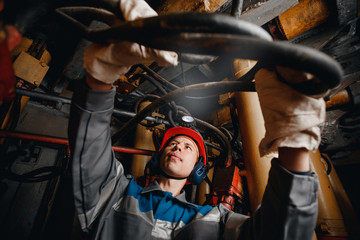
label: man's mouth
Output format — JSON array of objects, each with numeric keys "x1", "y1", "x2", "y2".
[{"x1": 169, "y1": 154, "x2": 181, "y2": 162}]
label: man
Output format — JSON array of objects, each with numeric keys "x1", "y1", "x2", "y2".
[{"x1": 68, "y1": 0, "x2": 324, "y2": 239}]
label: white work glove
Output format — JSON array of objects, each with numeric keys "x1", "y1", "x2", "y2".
[
  {"x1": 83, "y1": 0, "x2": 178, "y2": 84},
  {"x1": 255, "y1": 67, "x2": 326, "y2": 158}
]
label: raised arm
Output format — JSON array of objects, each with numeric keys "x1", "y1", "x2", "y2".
[
  {"x1": 223, "y1": 67, "x2": 324, "y2": 239},
  {"x1": 69, "y1": 0, "x2": 178, "y2": 232},
  {"x1": 68, "y1": 74, "x2": 121, "y2": 232}
]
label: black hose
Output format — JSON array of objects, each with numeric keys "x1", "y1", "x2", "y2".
[
  {"x1": 133, "y1": 94, "x2": 162, "y2": 128},
  {"x1": 134, "y1": 94, "x2": 160, "y2": 113},
  {"x1": 136, "y1": 64, "x2": 180, "y2": 91},
  {"x1": 195, "y1": 118, "x2": 232, "y2": 166},
  {"x1": 135, "y1": 73, "x2": 178, "y2": 112},
  {"x1": 136, "y1": 73, "x2": 168, "y2": 95},
  {"x1": 56, "y1": 10, "x2": 273, "y2": 43}
]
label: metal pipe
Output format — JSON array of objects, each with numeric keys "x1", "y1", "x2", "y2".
[
  {"x1": 131, "y1": 101, "x2": 155, "y2": 181},
  {"x1": 325, "y1": 89, "x2": 351, "y2": 110},
  {"x1": 15, "y1": 87, "x2": 72, "y2": 105},
  {"x1": 0, "y1": 131, "x2": 154, "y2": 156},
  {"x1": 232, "y1": 59, "x2": 272, "y2": 213},
  {"x1": 15, "y1": 87, "x2": 171, "y2": 125},
  {"x1": 231, "y1": 0, "x2": 244, "y2": 18},
  {"x1": 111, "y1": 80, "x2": 255, "y2": 143}
]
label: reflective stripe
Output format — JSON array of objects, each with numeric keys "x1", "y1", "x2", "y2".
[
  {"x1": 89, "y1": 159, "x2": 124, "y2": 224},
  {"x1": 113, "y1": 195, "x2": 154, "y2": 225},
  {"x1": 193, "y1": 207, "x2": 222, "y2": 222},
  {"x1": 78, "y1": 160, "x2": 124, "y2": 230},
  {"x1": 151, "y1": 219, "x2": 186, "y2": 239}
]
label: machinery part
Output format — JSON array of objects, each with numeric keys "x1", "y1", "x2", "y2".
[
  {"x1": 235, "y1": 91, "x2": 270, "y2": 211},
  {"x1": 16, "y1": 87, "x2": 72, "y2": 105},
  {"x1": 131, "y1": 101, "x2": 156, "y2": 183},
  {"x1": 233, "y1": 59, "x2": 271, "y2": 212},
  {"x1": 12, "y1": 51, "x2": 49, "y2": 88},
  {"x1": 310, "y1": 151, "x2": 348, "y2": 239},
  {"x1": 320, "y1": 17, "x2": 360, "y2": 96},
  {"x1": 1, "y1": 37, "x2": 51, "y2": 135},
  {"x1": 277, "y1": 0, "x2": 331, "y2": 40},
  {"x1": 212, "y1": 165, "x2": 244, "y2": 210},
  {"x1": 112, "y1": 80, "x2": 242, "y2": 165},
  {"x1": 325, "y1": 89, "x2": 351, "y2": 110},
  {"x1": 167, "y1": 105, "x2": 191, "y2": 127},
  {"x1": 134, "y1": 94, "x2": 163, "y2": 128},
  {"x1": 195, "y1": 117, "x2": 232, "y2": 167}
]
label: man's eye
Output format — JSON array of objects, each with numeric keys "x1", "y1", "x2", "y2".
[{"x1": 186, "y1": 146, "x2": 192, "y2": 150}]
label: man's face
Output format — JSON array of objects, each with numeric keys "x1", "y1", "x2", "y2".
[{"x1": 160, "y1": 135, "x2": 199, "y2": 179}]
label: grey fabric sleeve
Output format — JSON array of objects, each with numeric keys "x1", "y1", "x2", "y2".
[
  {"x1": 223, "y1": 158, "x2": 319, "y2": 240},
  {"x1": 68, "y1": 81, "x2": 124, "y2": 231}
]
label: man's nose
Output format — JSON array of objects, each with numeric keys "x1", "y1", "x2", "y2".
[{"x1": 173, "y1": 144, "x2": 181, "y2": 151}]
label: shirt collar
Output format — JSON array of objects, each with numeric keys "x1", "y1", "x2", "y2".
[{"x1": 141, "y1": 181, "x2": 198, "y2": 207}]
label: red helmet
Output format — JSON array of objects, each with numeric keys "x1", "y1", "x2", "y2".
[{"x1": 159, "y1": 127, "x2": 207, "y2": 164}]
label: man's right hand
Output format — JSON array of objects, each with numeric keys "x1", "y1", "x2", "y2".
[{"x1": 254, "y1": 68, "x2": 326, "y2": 159}]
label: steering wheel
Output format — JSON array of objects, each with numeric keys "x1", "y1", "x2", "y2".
[{"x1": 56, "y1": 6, "x2": 342, "y2": 96}]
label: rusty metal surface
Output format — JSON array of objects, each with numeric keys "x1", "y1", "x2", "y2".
[
  {"x1": 325, "y1": 89, "x2": 351, "y2": 110},
  {"x1": 278, "y1": 0, "x2": 331, "y2": 39}
]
